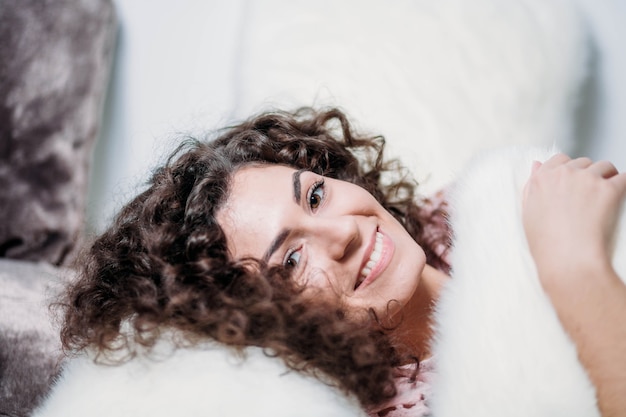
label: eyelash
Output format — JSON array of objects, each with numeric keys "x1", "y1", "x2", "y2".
[
  {"x1": 283, "y1": 247, "x2": 301, "y2": 270},
  {"x1": 283, "y1": 178, "x2": 326, "y2": 270},
  {"x1": 307, "y1": 179, "x2": 325, "y2": 211}
]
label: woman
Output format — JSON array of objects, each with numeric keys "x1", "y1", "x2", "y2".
[{"x1": 59, "y1": 108, "x2": 626, "y2": 416}]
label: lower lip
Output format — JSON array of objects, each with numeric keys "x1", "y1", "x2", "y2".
[{"x1": 358, "y1": 229, "x2": 395, "y2": 290}]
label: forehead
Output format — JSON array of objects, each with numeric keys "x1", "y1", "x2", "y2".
[
  {"x1": 216, "y1": 164, "x2": 296, "y2": 259},
  {"x1": 226, "y1": 164, "x2": 296, "y2": 206}
]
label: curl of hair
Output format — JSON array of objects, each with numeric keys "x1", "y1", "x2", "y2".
[{"x1": 60, "y1": 107, "x2": 449, "y2": 407}]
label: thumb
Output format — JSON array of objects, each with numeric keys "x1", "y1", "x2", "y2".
[
  {"x1": 523, "y1": 160, "x2": 543, "y2": 203},
  {"x1": 530, "y1": 160, "x2": 543, "y2": 175}
]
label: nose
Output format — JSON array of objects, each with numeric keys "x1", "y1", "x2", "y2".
[{"x1": 308, "y1": 214, "x2": 360, "y2": 261}]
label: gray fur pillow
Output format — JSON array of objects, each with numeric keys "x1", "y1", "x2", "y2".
[
  {"x1": 0, "y1": 259, "x2": 67, "y2": 417},
  {"x1": 0, "y1": 0, "x2": 117, "y2": 265}
]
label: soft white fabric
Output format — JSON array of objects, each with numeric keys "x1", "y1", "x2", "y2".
[
  {"x1": 33, "y1": 342, "x2": 365, "y2": 417},
  {"x1": 430, "y1": 146, "x2": 626, "y2": 417},
  {"x1": 95, "y1": 0, "x2": 599, "y2": 232},
  {"x1": 235, "y1": 0, "x2": 588, "y2": 195}
]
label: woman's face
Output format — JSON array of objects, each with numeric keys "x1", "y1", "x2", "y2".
[{"x1": 216, "y1": 165, "x2": 426, "y2": 317}]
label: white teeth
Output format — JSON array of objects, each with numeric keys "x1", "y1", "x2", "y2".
[{"x1": 358, "y1": 232, "x2": 384, "y2": 284}]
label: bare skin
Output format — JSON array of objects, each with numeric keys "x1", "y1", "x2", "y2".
[{"x1": 386, "y1": 264, "x2": 448, "y2": 359}]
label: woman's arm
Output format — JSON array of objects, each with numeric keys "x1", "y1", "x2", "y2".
[{"x1": 522, "y1": 154, "x2": 626, "y2": 417}]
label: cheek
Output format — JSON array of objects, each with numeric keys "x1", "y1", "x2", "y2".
[
  {"x1": 299, "y1": 286, "x2": 344, "y2": 315},
  {"x1": 300, "y1": 269, "x2": 340, "y2": 297}
]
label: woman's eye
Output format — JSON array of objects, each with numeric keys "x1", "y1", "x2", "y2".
[
  {"x1": 284, "y1": 250, "x2": 301, "y2": 269},
  {"x1": 309, "y1": 180, "x2": 325, "y2": 210}
]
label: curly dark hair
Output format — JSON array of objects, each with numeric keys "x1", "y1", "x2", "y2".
[{"x1": 60, "y1": 107, "x2": 449, "y2": 407}]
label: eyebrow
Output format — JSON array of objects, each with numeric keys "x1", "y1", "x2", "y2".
[
  {"x1": 263, "y1": 228, "x2": 291, "y2": 262},
  {"x1": 292, "y1": 168, "x2": 306, "y2": 204},
  {"x1": 263, "y1": 169, "x2": 306, "y2": 262}
]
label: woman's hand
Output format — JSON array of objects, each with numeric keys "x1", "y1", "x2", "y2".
[
  {"x1": 522, "y1": 153, "x2": 626, "y2": 281},
  {"x1": 522, "y1": 153, "x2": 626, "y2": 417}
]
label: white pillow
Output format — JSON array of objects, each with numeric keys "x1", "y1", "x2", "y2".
[{"x1": 234, "y1": 0, "x2": 588, "y2": 194}]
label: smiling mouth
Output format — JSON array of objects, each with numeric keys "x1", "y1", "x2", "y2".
[{"x1": 354, "y1": 231, "x2": 384, "y2": 290}]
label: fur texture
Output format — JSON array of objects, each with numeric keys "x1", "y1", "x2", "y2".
[
  {"x1": 0, "y1": 0, "x2": 116, "y2": 265},
  {"x1": 32, "y1": 342, "x2": 365, "y2": 417},
  {"x1": 430, "y1": 146, "x2": 625, "y2": 417},
  {"x1": 0, "y1": 259, "x2": 66, "y2": 417}
]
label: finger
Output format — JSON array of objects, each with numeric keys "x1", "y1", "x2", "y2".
[
  {"x1": 530, "y1": 160, "x2": 542, "y2": 175},
  {"x1": 524, "y1": 161, "x2": 543, "y2": 202},
  {"x1": 609, "y1": 172, "x2": 626, "y2": 197},
  {"x1": 589, "y1": 160, "x2": 619, "y2": 179},
  {"x1": 543, "y1": 153, "x2": 571, "y2": 168},
  {"x1": 567, "y1": 157, "x2": 593, "y2": 169}
]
